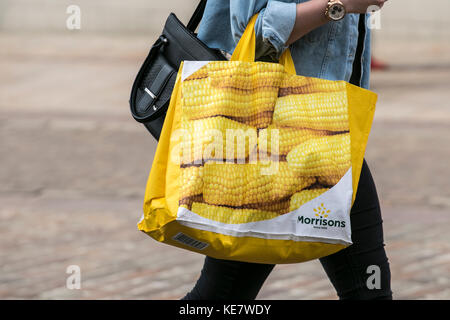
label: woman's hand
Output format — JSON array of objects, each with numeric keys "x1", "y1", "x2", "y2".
[{"x1": 340, "y1": 0, "x2": 388, "y2": 14}]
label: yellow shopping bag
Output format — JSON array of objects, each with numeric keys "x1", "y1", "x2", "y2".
[{"x1": 138, "y1": 15, "x2": 377, "y2": 264}]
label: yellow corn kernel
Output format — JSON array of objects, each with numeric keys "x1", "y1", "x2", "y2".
[
  {"x1": 289, "y1": 189, "x2": 329, "y2": 211},
  {"x1": 258, "y1": 125, "x2": 329, "y2": 156},
  {"x1": 191, "y1": 202, "x2": 280, "y2": 224},
  {"x1": 286, "y1": 133, "x2": 351, "y2": 177},
  {"x1": 272, "y1": 91, "x2": 349, "y2": 131},
  {"x1": 229, "y1": 111, "x2": 273, "y2": 129},
  {"x1": 318, "y1": 175, "x2": 342, "y2": 186},
  {"x1": 180, "y1": 166, "x2": 203, "y2": 198},
  {"x1": 181, "y1": 116, "x2": 257, "y2": 163},
  {"x1": 202, "y1": 162, "x2": 316, "y2": 206}
]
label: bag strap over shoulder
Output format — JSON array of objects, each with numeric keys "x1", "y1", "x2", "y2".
[
  {"x1": 231, "y1": 14, "x2": 297, "y2": 75},
  {"x1": 187, "y1": 0, "x2": 208, "y2": 32}
]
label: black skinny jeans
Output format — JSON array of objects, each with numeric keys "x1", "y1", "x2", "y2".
[{"x1": 182, "y1": 160, "x2": 392, "y2": 300}]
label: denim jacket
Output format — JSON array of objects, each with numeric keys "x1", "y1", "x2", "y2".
[{"x1": 197, "y1": 0, "x2": 372, "y2": 89}]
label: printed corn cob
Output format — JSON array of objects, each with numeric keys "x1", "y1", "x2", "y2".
[
  {"x1": 180, "y1": 166, "x2": 203, "y2": 198},
  {"x1": 181, "y1": 116, "x2": 257, "y2": 163},
  {"x1": 286, "y1": 133, "x2": 351, "y2": 178},
  {"x1": 202, "y1": 162, "x2": 316, "y2": 206},
  {"x1": 181, "y1": 91, "x2": 278, "y2": 124},
  {"x1": 279, "y1": 74, "x2": 346, "y2": 96},
  {"x1": 191, "y1": 202, "x2": 280, "y2": 224},
  {"x1": 258, "y1": 125, "x2": 329, "y2": 156},
  {"x1": 289, "y1": 189, "x2": 329, "y2": 211},
  {"x1": 182, "y1": 83, "x2": 281, "y2": 103},
  {"x1": 185, "y1": 68, "x2": 285, "y2": 92},
  {"x1": 182, "y1": 62, "x2": 284, "y2": 127},
  {"x1": 184, "y1": 60, "x2": 285, "y2": 82},
  {"x1": 272, "y1": 91, "x2": 349, "y2": 131}
]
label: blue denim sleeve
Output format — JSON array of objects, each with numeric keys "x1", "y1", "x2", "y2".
[{"x1": 230, "y1": 0, "x2": 297, "y2": 60}]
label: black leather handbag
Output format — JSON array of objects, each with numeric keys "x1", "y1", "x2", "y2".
[{"x1": 129, "y1": 0, "x2": 226, "y2": 140}]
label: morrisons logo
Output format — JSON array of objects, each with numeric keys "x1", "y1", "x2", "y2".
[{"x1": 297, "y1": 203, "x2": 346, "y2": 229}]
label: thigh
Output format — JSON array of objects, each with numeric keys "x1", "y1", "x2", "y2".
[
  {"x1": 319, "y1": 160, "x2": 393, "y2": 299},
  {"x1": 182, "y1": 256, "x2": 275, "y2": 300}
]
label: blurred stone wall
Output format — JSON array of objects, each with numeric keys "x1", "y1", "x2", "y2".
[
  {"x1": 0, "y1": 0, "x2": 198, "y2": 35},
  {"x1": 372, "y1": 0, "x2": 450, "y2": 42},
  {"x1": 1, "y1": 0, "x2": 449, "y2": 42}
]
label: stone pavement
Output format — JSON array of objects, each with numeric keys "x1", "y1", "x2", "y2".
[{"x1": 0, "y1": 33, "x2": 449, "y2": 300}]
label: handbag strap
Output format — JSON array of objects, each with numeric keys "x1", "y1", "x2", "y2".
[
  {"x1": 349, "y1": 13, "x2": 366, "y2": 87},
  {"x1": 187, "y1": 0, "x2": 207, "y2": 32}
]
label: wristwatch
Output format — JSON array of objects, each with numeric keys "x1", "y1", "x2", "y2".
[{"x1": 325, "y1": 0, "x2": 346, "y2": 21}]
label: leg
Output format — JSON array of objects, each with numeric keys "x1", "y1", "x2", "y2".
[
  {"x1": 182, "y1": 256, "x2": 275, "y2": 300},
  {"x1": 319, "y1": 159, "x2": 393, "y2": 299}
]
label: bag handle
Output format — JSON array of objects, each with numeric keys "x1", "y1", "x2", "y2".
[
  {"x1": 187, "y1": 0, "x2": 207, "y2": 32},
  {"x1": 231, "y1": 14, "x2": 297, "y2": 75}
]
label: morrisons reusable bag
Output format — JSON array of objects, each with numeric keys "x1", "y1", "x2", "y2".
[{"x1": 138, "y1": 15, "x2": 377, "y2": 264}]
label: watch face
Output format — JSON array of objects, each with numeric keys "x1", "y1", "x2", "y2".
[{"x1": 329, "y1": 3, "x2": 346, "y2": 21}]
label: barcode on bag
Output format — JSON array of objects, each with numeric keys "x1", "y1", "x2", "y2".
[{"x1": 172, "y1": 232, "x2": 209, "y2": 250}]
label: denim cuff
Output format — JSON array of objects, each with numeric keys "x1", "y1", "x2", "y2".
[{"x1": 258, "y1": 1, "x2": 297, "y2": 54}]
